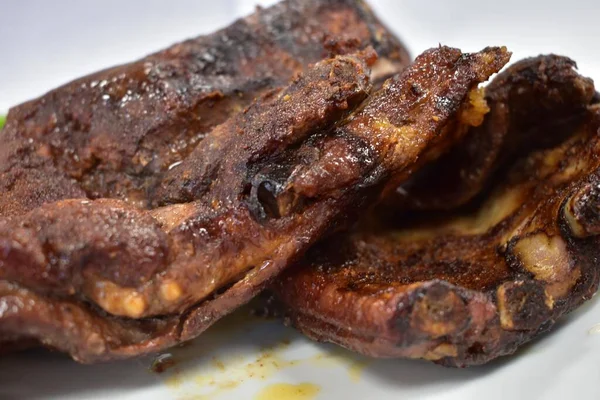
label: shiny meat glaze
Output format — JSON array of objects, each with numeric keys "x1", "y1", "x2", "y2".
[
  {"x1": 0, "y1": 0, "x2": 411, "y2": 361},
  {"x1": 274, "y1": 98, "x2": 600, "y2": 366},
  {"x1": 0, "y1": 50, "x2": 374, "y2": 360},
  {"x1": 0, "y1": 0, "x2": 410, "y2": 217},
  {"x1": 384, "y1": 55, "x2": 595, "y2": 212},
  {"x1": 0, "y1": 45, "x2": 508, "y2": 362}
]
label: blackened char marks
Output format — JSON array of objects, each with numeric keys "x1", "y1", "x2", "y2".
[
  {"x1": 0, "y1": 0, "x2": 410, "y2": 216},
  {"x1": 283, "y1": 46, "x2": 511, "y2": 202},
  {"x1": 1, "y1": 51, "x2": 375, "y2": 321},
  {"x1": 390, "y1": 55, "x2": 595, "y2": 211},
  {"x1": 0, "y1": 45, "x2": 507, "y2": 363},
  {"x1": 274, "y1": 105, "x2": 600, "y2": 367},
  {"x1": 153, "y1": 49, "x2": 375, "y2": 207},
  {"x1": 0, "y1": 0, "x2": 411, "y2": 363}
]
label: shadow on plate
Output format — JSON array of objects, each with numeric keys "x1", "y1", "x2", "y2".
[
  {"x1": 0, "y1": 293, "x2": 597, "y2": 400},
  {"x1": 0, "y1": 349, "x2": 161, "y2": 399}
]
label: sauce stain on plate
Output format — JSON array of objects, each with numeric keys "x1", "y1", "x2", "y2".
[
  {"x1": 159, "y1": 334, "x2": 300, "y2": 397},
  {"x1": 254, "y1": 382, "x2": 321, "y2": 400},
  {"x1": 588, "y1": 323, "x2": 600, "y2": 335},
  {"x1": 165, "y1": 367, "x2": 185, "y2": 389},
  {"x1": 308, "y1": 349, "x2": 372, "y2": 382},
  {"x1": 153, "y1": 305, "x2": 374, "y2": 398},
  {"x1": 191, "y1": 340, "x2": 298, "y2": 390}
]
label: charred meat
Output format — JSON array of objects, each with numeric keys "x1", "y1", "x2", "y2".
[
  {"x1": 0, "y1": 45, "x2": 509, "y2": 362},
  {"x1": 274, "y1": 89, "x2": 600, "y2": 367},
  {"x1": 0, "y1": 0, "x2": 410, "y2": 218},
  {"x1": 383, "y1": 55, "x2": 595, "y2": 212},
  {"x1": 0, "y1": 0, "x2": 411, "y2": 360}
]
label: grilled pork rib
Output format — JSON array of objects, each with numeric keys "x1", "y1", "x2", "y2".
[
  {"x1": 274, "y1": 62, "x2": 600, "y2": 367},
  {"x1": 0, "y1": 0, "x2": 410, "y2": 218},
  {"x1": 0, "y1": 0, "x2": 412, "y2": 361},
  {"x1": 387, "y1": 55, "x2": 595, "y2": 211},
  {"x1": 0, "y1": 43, "x2": 509, "y2": 362}
]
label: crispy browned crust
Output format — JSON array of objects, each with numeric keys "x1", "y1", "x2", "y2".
[
  {"x1": 274, "y1": 103, "x2": 600, "y2": 367},
  {"x1": 385, "y1": 55, "x2": 595, "y2": 211},
  {"x1": 0, "y1": 51, "x2": 374, "y2": 361},
  {"x1": 0, "y1": 0, "x2": 410, "y2": 218},
  {"x1": 0, "y1": 43, "x2": 508, "y2": 362},
  {"x1": 0, "y1": 0, "x2": 410, "y2": 361}
]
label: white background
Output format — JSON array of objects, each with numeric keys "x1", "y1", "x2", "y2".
[
  {"x1": 1, "y1": 1, "x2": 600, "y2": 400},
  {"x1": 2, "y1": 0, "x2": 600, "y2": 112}
]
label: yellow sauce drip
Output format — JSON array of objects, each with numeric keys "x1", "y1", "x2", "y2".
[
  {"x1": 164, "y1": 368, "x2": 184, "y2": 389},
  {"x1": 307, "y1": 349, "x2": 371, "y2": 382},
  {"x1": 254, "y1": 383, "x2": 321, "y2": 400},
  {"x1": 157, "y1": 306, "x2": 372, "y2": 398}
]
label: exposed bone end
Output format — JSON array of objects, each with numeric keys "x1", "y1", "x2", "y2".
[
  {"x1": 423, "y1": 343, "x2": 458, "y2": 361},
  {"x1": 513, "y1": 233, "x2": 577, "y2": 299},
  {"x1": 410, "y1": 284, "x2": 469, "y2": 338},
  {"x1": 83, "y1": 332, "x2": 108, "y2": 358},
  {"x1": 92, "y1": 281, "x2": 147, "y2": 318},
  {"x1": 151, "y1": 203, "x2": 197, "y2": 232},
  {"x1": 563, "y1": 182, "x2": 600, "y2": 238},
  {"x1": 496, "y1": 281, "x2": 552, "y2": 331},
  {"x1": 160, "y1": 280, "x2": 183, "y2": 303}
]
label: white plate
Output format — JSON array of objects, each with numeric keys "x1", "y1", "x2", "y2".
[
  {"x1": 1, "y1": 1, "x2": 600, "y2": 399},
  {"x1": 1, "y1": 299, "x2": 600, "y2": 400}
]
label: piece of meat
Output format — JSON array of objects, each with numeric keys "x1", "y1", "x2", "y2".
[
  {"x1": 382, "y1": 55, "x2": 595, "y2": 212},
  {"x1": 273, "y1": 102, "x2": 600, "y2": 367},
  {"x1": 0, "y1": 0, "x2": 410, "y2": 218},
  {"x1": 0, "y1": 0, "x2": 409, "y2": 360},
  {"x1": 0, "y1": 45, "x2": 509, "y2": 362}
]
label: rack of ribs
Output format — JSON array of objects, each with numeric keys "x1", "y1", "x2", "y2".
[
  {"x1": 0, "y1": 0, "x2": 413, "y2": 361},
  {"x1": 0, "y1": 0, "x2": 509, "y2": 361},
  {"x1": 273, "y1": 57, "x2": 600, "y2": 367}
]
